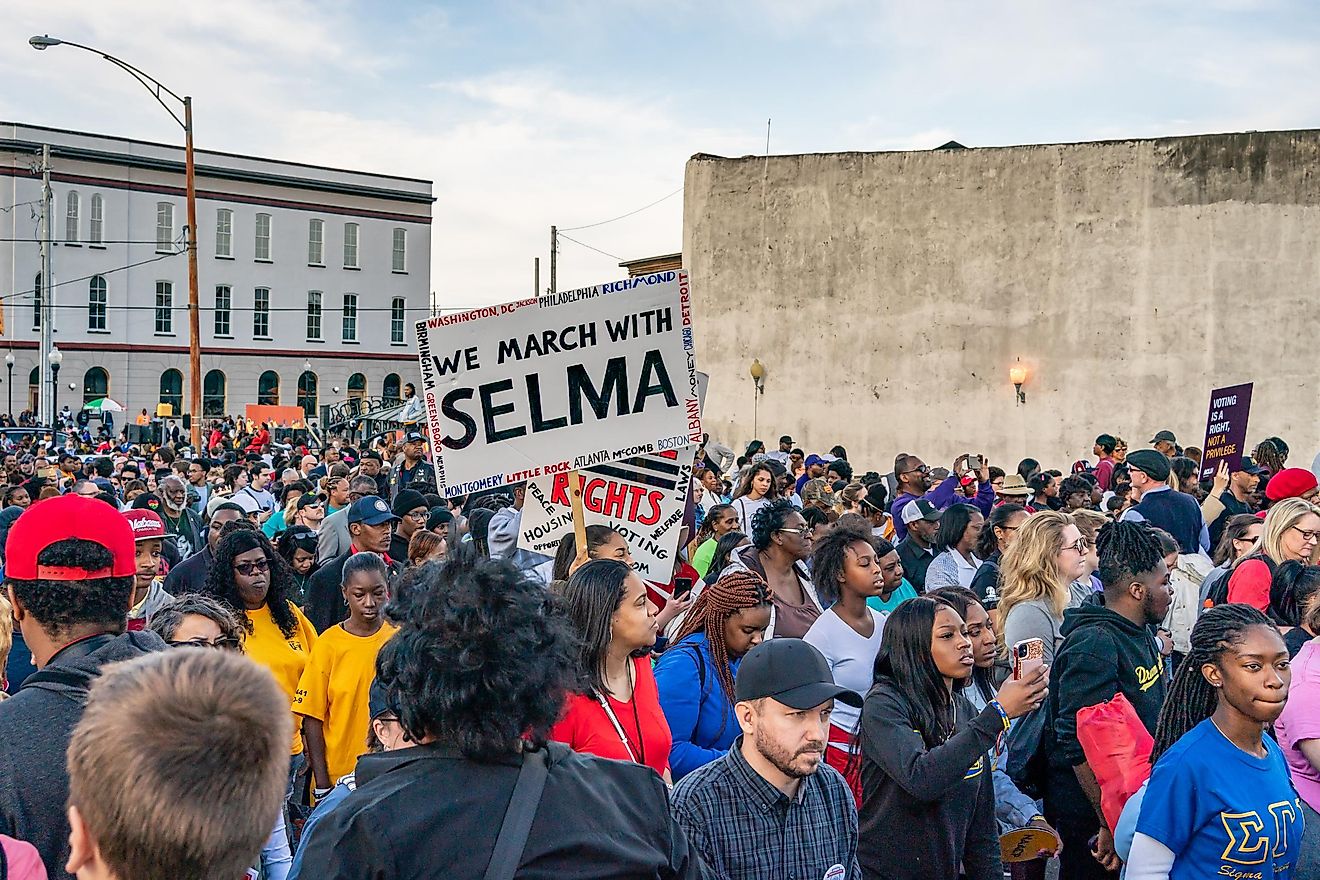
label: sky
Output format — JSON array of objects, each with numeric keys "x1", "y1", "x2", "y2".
[{"x1": 5, "y1": 1, "x2": 1320, "y2": 308}]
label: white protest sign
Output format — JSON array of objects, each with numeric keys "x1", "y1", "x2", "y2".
[
  {"x1": 415, "y1": 270, "x2": 701, "y2": 498},
  {"x1": 518, "y1": 450, "x2": 693, "y2": 582}
]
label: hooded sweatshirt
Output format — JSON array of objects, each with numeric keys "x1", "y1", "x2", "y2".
[
  {"x1": 1047, "y1": 603, "x2": 1166, "y2": 818},
  {"x1": 0, "y1": 630, "x2": 166, "y2": 880}
]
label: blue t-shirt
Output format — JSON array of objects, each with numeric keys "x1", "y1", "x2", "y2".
[
  {"x1": 1137, "y1": 718, "x2": 1303, "y2": 880},
  {"x1": 867, "y1": 579, "x2": 919, "y2": 615}
]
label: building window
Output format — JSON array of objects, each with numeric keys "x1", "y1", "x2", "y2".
[
  {"x1": 159, "y1": 369, "x2": 183, "y2": 415},
  {"x1": 308, "y1": 218, "x2": 324, "y2": 265},
  {"x1": 390, "y1": 297, "x2": 406, "y2": 344},
  {"x1": 343, "y1": 222, "x2": 359, "y2": 268},
  {"x1": 65, "y1": 191, "x2": 80, "y2": 244},
  {"x1": 214, "y1": 285, "x2": 232, "y2": 336},
  {"x1": 254, "y1": 213, "x2": 272, "y2": 261},
  {"x1": 156, "y1": 202, "x2": 174, "y2": 252},
  {"x1": 342, "y1": 293, "x2": 358, "y2": 342},
  {"x1": 297, "y1": 370, "x2": 318, "y2": 417},
  {"x1": 392, "y1": 228, "x2": 407, "y2": 272},
  {"x1": 88, "y1": 275, "x2": 107, "y2": 331},
  {"x1": 83, "y1": 367, "x2": 109, "y2": 405},
  {"x1": 258, "y1": 370, "x2": 280, "y2": 406},
  {"x1": 253, "y1": 287, "x2": 271, "y2": 338},
  {"x1": 155, "y1": 281, "x2": 173, "y2": 334},
  {"x1": 89, "y1": 194, "x2": 104, "y2": 245},
  {"x1": 215, "y1": 208, "x2": 233, "y2": 258},
  {"x1": 383, "y1": 372, "x2": 401, "y2": 402},
  {"x1": 203, "y1": 369, "x2": 226, "y2": 417},
  {"x1": 28, "y1": 368, "x2": 39, "y2": 413},
  {"x1": 348, "y1": 372, "x2": 366, "y2": 401},
  {"x1": 307, "y1": 291, "x2": 323, "y2": 340},
  {"x1": 32, "y1": 273, "x2": 42, "y2": 330}
]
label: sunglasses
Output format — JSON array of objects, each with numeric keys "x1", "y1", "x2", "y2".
[
  {"x1": 901, "y1": 465, "x2": 930, "y2": 476},
  {"x1": 168, "y1": 637, "x2": 241, "y2": 650},
  {"x1": 233, "y1": 558, "x2": 271, "y2": 577}
]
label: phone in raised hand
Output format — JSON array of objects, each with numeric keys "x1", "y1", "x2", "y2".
[{"x1": 1012, "y1": 638, "x2": 1045, "y2": 681}]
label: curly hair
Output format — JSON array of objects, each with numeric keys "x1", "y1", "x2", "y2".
[
  {"x1": 7, "y1": 539, "x2": 132, "y2": 636},
  {"x1": 148, "y1": 593, "x2": 247, "y2": 648},
  {"x1": 811, "y1": 523, "x2": 877, "y2": 607},
  {"x1": 376, "y1": 547, "x2": 577, "y2": 759},
  {"x1": 750, "y1": 497, "x2": 798, "y2": 550},
  {"x1": 201, "y1": 529, "x2": 300, "y2": 639}
]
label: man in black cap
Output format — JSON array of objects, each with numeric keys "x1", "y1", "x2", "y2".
[
  {"x1": 305, "y1": 496, "x2": 401, "y2": 632},
  {"x1": 1121, "y1": 449, "x2": 1208, "y2": 554},
  {"x1": 389, "y1": 431, "x2": 435, "y2": 500},
  {"x1": 1149, "y1": 430, "x2": 1178, "y2": 458},
  {"x1": 896, "y1": 499, "x2": 942, "y2": 592},
  {"x1": 670, "y1": 638, "x2": 860, "y2": 880}
]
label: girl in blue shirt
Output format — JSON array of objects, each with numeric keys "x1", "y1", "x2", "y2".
[
  {"x1": 1130, "y1": 603, "x2": 1301, "y2": 880},
  {"x1": 654, "y1": 570, "x2": 770, "y2": 780}
]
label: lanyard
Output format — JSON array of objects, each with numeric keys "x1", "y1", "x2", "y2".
[{"x1": 594, "y1": 662, "x2": 645, "y2": 766}]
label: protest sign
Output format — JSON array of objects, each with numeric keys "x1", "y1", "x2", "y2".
[
  {"x1": 518, "y1": 449, "x2": 693, "y2": 582},
  {"x1": 1199, "y1": 382, "x2": 1254, "y2": 481},
  {"x1": 415, "y1": 270, "x2": 701, "y2": 498}
]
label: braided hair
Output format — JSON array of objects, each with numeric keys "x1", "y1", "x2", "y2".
[
  {"x1": 1151, "y1": 603, "x2": 1274, "y2": 762},
  {"x1": 1254, "y1": 438, "x2": 1287, "y2": 476},
  {"x1": 672, "y1": 570, "x2": 771, "y2": 721},
  {"x1": 1096, "y1": 520, "x2": 1164, "y2": 600}
]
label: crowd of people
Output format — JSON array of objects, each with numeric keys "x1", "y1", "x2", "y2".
[{"x1": 0, "y1": 420, "x2": 1314, "y2": 879}]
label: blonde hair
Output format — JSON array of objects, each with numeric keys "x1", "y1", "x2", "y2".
[
  {"x1": 1258, "y1": 497, "x2": 1320, "y2": 565},
  {"x1": 997, "y1": 510, "x2": 1076, "y2": 655},
  {"x1": 0, "y1": 592, "x2": 12, "y2": 671},
  {"x1": 836, "y1": 483, "x2": 865, "y2": 514}
]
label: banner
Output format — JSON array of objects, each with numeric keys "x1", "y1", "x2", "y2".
[
  {"x1": 518, "y1": 449, "x2": 692, "y2": 582},
  {"x1": 245, "y1": 405, "x2": 308, "y2": 429},
  {"x1": 415, "y1": 270, "x2": 701, "y2": 497},
  {"x1": 1199, "y1": 382, "x2": 1254, "y2": 481}
]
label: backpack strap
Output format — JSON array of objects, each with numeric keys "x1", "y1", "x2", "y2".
[{"x1": 483, "y1": 746, "x2": 550, "y2": 880}]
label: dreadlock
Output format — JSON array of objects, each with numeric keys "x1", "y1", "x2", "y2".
[
  {"x1": 1253, "y1": 439, "x2": 1287, "y2": 477},
  {"x1": 1151, "y1": 603, "x2": 1273, "y2": 762},
  {"x1": 671, "y1": 570, "x2": 771, "y2": 722},
  {"x1": 1096, "y1": 520, "x2": 1164, "y2": 600}
]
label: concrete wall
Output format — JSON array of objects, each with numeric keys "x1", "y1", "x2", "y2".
[{"x1": 683, "y1": 130, "x2": 1320, "y2": 473}]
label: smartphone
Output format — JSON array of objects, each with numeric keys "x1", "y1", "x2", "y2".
[
  {"x1": 673, "y1": 577, "x2": 694, "y2": 599},
  {"x1": 1012, "y1": 638, "x2": 1045, "y2": 681},
  {"x1": 966, "y1": 455, "x2": 982, "y2": 471}
]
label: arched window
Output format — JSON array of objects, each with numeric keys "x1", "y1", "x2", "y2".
[
  {"x1": 88, "y1": 275, "x2": 107, "y2": 331},
  {"x1": 258, "y1": 370, "x2": 280, "y2": 406},
  {"x1": 28, "y1": 367, "x2": 39, "y2": 414},
  {"x1": 159, "y1": 369, "x2": 183, "y2": 415},
  {"x1": 65, "y1": 191, "x2": 80, "y2": 243},
  {"x1": 89, "y1": 194, "x2": 104, "y2": 244},
  {"x1": 203, "y1": 370, "x2": 227, "y2": 417},
  {"x1": 347, "y1": 372, "x2": 366, "y2": 401},
  {"x1": 83, "y1": 367, "x2": 109, "y2": 404},
  {"x1": 382, "y1": 373, "x2": 401, "y2": 402},
  {"x1": 297, "y1": 371, "x2": 318, "y2": 418},
  {"x1": 32, "y1": 273, "x2": 42, "y2": 330}
]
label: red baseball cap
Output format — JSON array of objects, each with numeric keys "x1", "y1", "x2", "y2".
[
  {"x1": 5, "y1": 495, "x2": 136, "y2": 580},
  {"x1": 123, "y1": 510, "x2": 167, "y2": 543}
]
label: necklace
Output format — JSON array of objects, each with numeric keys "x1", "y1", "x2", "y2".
[
  {"x1": 596, "y1": 660, "x2": 646, "y2": 766},
  {"x1": 1210, "y1": 716, "x2": 1266, "y2": 758}
]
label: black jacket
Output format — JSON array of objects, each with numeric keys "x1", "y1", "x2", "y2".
[
  {"x1": 389, "y1": 459, "x2": 435, "y2": 499},
  {"x1": 162, "y1": 545, "x2": 213, "y2": 596},
  {"x1": 896, "y1": 537, "x2": 935, "y2": 592},
  {"x1": 290, "y1": 741, "x2": 699, "y2": 880},
  {"x1": 305, "y1": 550, "x2": 402, "y2": 633},
  {"x1": 858, "y1": 678, "x2": 1003, "y2": 880},
  {"x1": 0, "y1": 631, "x2": 167, "y2": 880}
]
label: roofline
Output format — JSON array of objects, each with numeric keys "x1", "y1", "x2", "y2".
[
  {"x1": 688, "y1": 126, "x2": 1320, "y2": 163},
  {"x1": 619, "y1": 252, "x2": 682, "y2": 268}
]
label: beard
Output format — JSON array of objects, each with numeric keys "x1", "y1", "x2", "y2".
[{"x1": 752, "y1": 730, "x2": 824, "y2": 780}]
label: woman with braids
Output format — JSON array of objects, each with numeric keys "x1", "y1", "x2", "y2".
[
  {"x1": 202, "y1": 528, "x2": 318, "y2": 770},
  {"x1": 689, "y1": 503, "x2": 739, "y2": 579},
  {"x1": 857, "y1": 596, "x2": 1049, "y2": 879},
  {"x1": 1227, "y1": 496, "x2": 1320, "y2": 611},
  {"x1": 653, "y1": 570, "x2": 770, "y2": 780},
  {"x1": 1045, "y1": 520, "x2": 1172, "y2": 879},
  {"x1": 804, "y1": 524, "x2": 896, "y2": 802},
  {"x1": 722, "y1": 497, "x2": 823, "y2": 638},
  {"x1": 1124, "y1": 604, "x2": 1299, "y2": 879}
]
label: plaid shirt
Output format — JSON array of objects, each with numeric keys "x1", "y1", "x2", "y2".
[{"x1": 670, "y1": 735, "x2": 859, "y2": 880}]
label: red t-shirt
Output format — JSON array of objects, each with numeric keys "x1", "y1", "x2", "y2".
[
  {"x1": 550, "y1": 655, "x2": 671, "y2": 777},
  {"x1": 1227, "y1": 558, "x2": 1272, "y2": 611}
]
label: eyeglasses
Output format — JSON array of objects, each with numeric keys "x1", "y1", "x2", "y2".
[
  {"x1": 233, "y1": 559, "x2": 271, "y2": 577},
  {"x1": 168, "y1": 637, "x2": 241, "y2": 650},
  {"x1": 1063, "y1": 537, "x2": 1089, "y2": 553},
  {"x1": 1291, "y1": 526, "x2": 1320, "y2": 544},
  {"x1": 405, "y1": 509, "x2": 429, "y2": 521},
  {"x1": 776, "y1": 526, "x2": 812, "y2": 538}
]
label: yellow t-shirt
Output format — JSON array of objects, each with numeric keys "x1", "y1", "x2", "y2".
[
  {"x1": 293, "y1": 622, "x2": 397, "y2": 781},
  {"x1": 245, "y1": 601, "x2": 319, "y2": 755}
]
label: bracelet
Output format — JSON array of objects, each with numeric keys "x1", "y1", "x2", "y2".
[{"x1": 989, "y1": 699, "x2": 1011, "y2": 731}]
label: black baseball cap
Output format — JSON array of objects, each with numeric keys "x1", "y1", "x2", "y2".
[
  {"x1": 735, "y1": 639, "x2": 863, "y2": 709},
  {"x1": 1149, "y1": 430, "x2": 1177, "y2": 444},
  {"x1": 1238, "y1": 456, "x2": 1269, "y2": 477},
  {"x1": 367, "y1": 677, "x2": 395, "y2": 720}
]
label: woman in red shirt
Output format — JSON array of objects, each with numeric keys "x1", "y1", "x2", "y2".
[
  {"x1": 1228, "y1": 497, "x2": 1320, "y2": 610},
  {"x1": 551, "y1": 558, "x2": 673, "y2": 783}
]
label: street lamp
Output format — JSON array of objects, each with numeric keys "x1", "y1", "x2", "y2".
[
  {"x1": 48, "y1": 347, "x2": 62, "y2": 430},
  {"x1": 4, "y1": 352, "x2": 14, "y2": 420},
  {"x1": 31, "y1": 34, "x2": 202, "y2": 450}
]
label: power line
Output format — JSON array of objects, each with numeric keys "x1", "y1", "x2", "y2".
[
  {"x1": 0, "y1": 238, "x2": 173, "y2": 244},
  {"x1": 558, "y1": 186, "x2": 683, "y2": 232},
  {"x1": 0, "y1": 250, "x2": 186, "y2": 303},
  {"x1": 557, "y1": 232, "x2": 622, "y2": 261}
]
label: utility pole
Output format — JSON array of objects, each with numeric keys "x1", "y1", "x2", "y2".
[
  {"x1": 549, "y1": 225, "x2": 557, "y2": 295},
  {"x1": 184, "y1": 97, "x2": 202, "y2": 451},
  {"x1": 533, "y1": 257, "x2": 540, "y2": 298},
  {"x1": 38, "y1": 144, "x2": 53, "y2": 428}
]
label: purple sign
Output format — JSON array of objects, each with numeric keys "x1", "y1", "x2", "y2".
[{"x1": 1199, "y1": 382, "x2": 1254, "y2": 481}]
